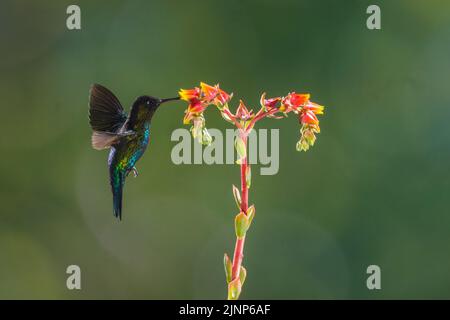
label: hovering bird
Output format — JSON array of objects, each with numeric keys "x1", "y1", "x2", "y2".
[{"x1": 88, "y1": 84, "x2": 179, "y2": 220}]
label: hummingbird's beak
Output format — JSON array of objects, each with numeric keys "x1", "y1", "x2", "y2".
[{"x1": 159, "y1": 96, "x2": 180, "y2": 104}]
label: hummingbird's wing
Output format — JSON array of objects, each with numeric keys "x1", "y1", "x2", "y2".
[
  {"x1": 89, "y1": 84, "x2": 128, "y2": 132},
  {"x1": 89, "y1": 84, "x2": 129, "y2": 150}
]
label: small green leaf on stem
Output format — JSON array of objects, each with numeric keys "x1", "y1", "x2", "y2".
[
  {"x1": 224, "y1": 253, "x2": 232, "y2": 284},
  {"x1": 247, "y1": 205, "x2": 255, "y2": 228},
  {"x1": 235, "y1": 212, "x2": 249, "y2": 238},
  {"x1": 246, "y1": 166, "x2": 251, "y2": 189},
  {"x1": 227, "y1": 278, "x2": 242, "y2": 300},
  {"x1": 232, "y1": 185, "x2": 241, "y2": 210},
  {"x1": 239, "y1": 266, "x2": 247, "y2": 286},
  {"x1": 235, "y1": 136, "x2": 247, "y2": 161}
]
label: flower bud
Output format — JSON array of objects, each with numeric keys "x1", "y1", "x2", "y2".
[
  {"x1": 296, "y1": 137, "x2": 310, "y2": 152},
  {"x1": 191, "y1": 117, "x2": 204, "y2": 142},
  {"x1": 303, "y1": 129, "x2": 316, "y2": 146},
  {"x1": 201, "y1": 128, "x2": 212, "y2": 145}
]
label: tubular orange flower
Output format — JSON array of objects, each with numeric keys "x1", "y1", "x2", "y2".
[
  {"x1": 301, "y1": 110, "x2": 319, "y2": 125},
  {"x1": 187, "y1": 99, "x2": 204, "y2": 113},
  {"x1": 215, "y1": 87, "x2": 232, "y2": 106},
  {"x1": 180, "y1": 82, "x2": 233, "y2": 144},
  {"x1": 199, "y1": 82, "x2": 232, "y2": 106},
  {"x1": 183, "y1": 98, "x2": 206, "y2": 124},
  {"x1": 282, "y1": 92, "x2": 310, "y2": 109},
  {"x1": 297, "y1": 100, "x2": 323, "y2": 151},
  {"x1": 180, "y1": 85, "x2": 207, "y2": 125},
  {"x1": 200, "y1": 82, "x2": 218, "y2": 102},
  {"x1": 303, "y1": 101, "x2": 324, "y2": 115},
  {"x1": 179, "y1": 87, "x2": 201, "y2": 101}
]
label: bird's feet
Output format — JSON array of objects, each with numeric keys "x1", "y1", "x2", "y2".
[{"x1": 131, "y1": 166, "x2": 138, "y2": 178}]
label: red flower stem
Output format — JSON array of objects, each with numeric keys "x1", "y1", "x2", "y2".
[
  {"x1": 222, "y1": 107, "x2": 242, "y2": 129},
  {"x1": 247, "y1": 108, "x2": 278, "y2": 130},
  {"x1": 231, "y1": 135, "x2": 249, "y2": 280},
  {"x1": 230, "y1": 109, "x2": 277, "y2": 282}
]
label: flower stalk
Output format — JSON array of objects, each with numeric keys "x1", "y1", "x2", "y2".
[
  {"x1": 232, "y1": 135, "x2": 249, "y2": 275},
  {"x1": 179, "y1": 82, "x2": 325, "y2": 299}
]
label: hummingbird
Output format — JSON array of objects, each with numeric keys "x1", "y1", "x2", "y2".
[{"x1": 88, "y1": 84, "x2": 180, "y2": 220}]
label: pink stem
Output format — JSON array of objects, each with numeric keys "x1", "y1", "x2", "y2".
[
  {"x1": 247, "y1": 108, "x2": 278, "y2": 131},
  {"x1": 231, "y1": 135, "x2": 249, "y2": 280},
  {"x1": 222, "y1": 107, "x2": 242, "y2": 129},
  {"x1": 229, "y1": 109, "x2": 274, "y2": 287}
]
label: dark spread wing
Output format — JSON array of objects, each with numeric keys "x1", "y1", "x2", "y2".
[{"x1": 89, "y1": 84, "x2": 128, "y2": 132}]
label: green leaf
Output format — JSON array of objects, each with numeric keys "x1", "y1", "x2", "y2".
[
  {"x1": 232, "y1": 185, "x2": 241, "y2": 210},
  {"x1": 235, "y1": 212, "x2": 248, "y2": 238},
  {"x1": 224, "y1": 254, "x2": 232, "y2": 284},
  {"x1": 246, "y1": 205, "x2": 255, "y2": 229},
  {"x1": 227, "y1": 278, "x2": 241, "y2": 300},
  {"x1": 246, "y1": 166, "x2": 251, "y2": 189},
  {"x1": 235, "y1": 136, "x2": 247, "y2": 160},
  {"x1": 239, "y1": 266, "x2": 247, "y2": 286}
]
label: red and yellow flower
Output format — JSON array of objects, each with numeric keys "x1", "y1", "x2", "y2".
[
  {"x1": 179, "y1": 82, "x2": 325, "y2": 151},
  {"x1": 179, "y1": 87, "x2": 203, "y2": 124},
  {"x1": 282, "y1": 93, "x2": 310, "y2": 109},
  {"x1": 296, "y1": 100, "x2": 324, "y2": 152},
  {"x1": 278, "y1": 92, "x2": 324, "y2": 151},
  {"x1": 179, "y1": 87, "x2": 201, "y2": 101},
  {"x1": 179, "y1": 82, "x2": 233, "y2": 125},
  {"x1": 179, "y1": 82, "x2": 233, "y2": 144},
  {"x1": 199, "y1": 82, "x2": 232, "y2": 106}
]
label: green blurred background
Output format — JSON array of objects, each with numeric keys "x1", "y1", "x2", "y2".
[{"x1": 0, "y1": 0, "x2": 449, "y2": 299}]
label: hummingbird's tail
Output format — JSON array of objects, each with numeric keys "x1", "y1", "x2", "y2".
[{"x1": 110, "y1": 167, "x2": 125, "y2": 220}]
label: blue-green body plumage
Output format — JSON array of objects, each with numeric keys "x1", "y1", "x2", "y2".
[
  {"x1": 88, "y1": 84, "x2": 179, "y2": 220},
  {"x1": 108, "y1": 122, "x2": 150, "y2": 219}
]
